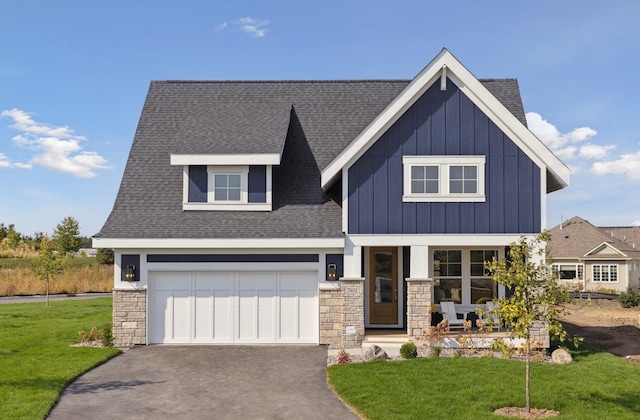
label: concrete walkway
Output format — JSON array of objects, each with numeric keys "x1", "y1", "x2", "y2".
[
  {"x1": 48, "y1": 345, "x2": 358, "y2": 420},
  {"x1": 0, "y1": 292, "x2": 111, "y2": 304}
]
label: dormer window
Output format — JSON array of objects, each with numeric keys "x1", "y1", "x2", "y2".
[
  {"x1": 180, "y1": 164, "x2": 271, "y2": 211},
  {"x1": 213, "y1": 173, "x2": 242, "y2": 202}
]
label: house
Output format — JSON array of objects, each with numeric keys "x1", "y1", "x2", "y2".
[
  {"x1": 548, "y1": 216, "x2": 640, "y2": 293},
  {"x1": 93, "y1": 49, "x2": 569, "y2": 348}
]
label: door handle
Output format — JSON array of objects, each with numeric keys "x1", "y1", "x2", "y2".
[{"x1": 394, "y1": 289, "x2": 397, "y2": 302}]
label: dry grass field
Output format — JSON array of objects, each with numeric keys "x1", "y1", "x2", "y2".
[{"x1": 0, "y1": 259, "x2": 112, "y2": 296}]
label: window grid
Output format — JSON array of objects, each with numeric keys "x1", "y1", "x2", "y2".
[
  {"x1": 592, "y1": 264, "x2": 618, "y2": 282},
  {"x1": 213, "y1": 174, "x2": 242, "y2": 202}
]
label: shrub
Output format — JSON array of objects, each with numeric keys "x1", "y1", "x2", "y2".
[
  {"x1": 400, "y1": 342, "x2": 417, "y2": 359},
  {"x1": 618, "y1": 286, "x2": 640, "y2": 308},
  {"x1": 101, "y1": 323, "x2": 113, "y2": 347},
  {"x1": 337, "y1": 349, "x2": 350, "y2": 364},
  {"x1": 78, "y1": 326, "x2": 103, "y2": 343}
]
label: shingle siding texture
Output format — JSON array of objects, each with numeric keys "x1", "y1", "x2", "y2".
[{"x1": 96, "y1": 79, "x2": 527, "y2": 240}]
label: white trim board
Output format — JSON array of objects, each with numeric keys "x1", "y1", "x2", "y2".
[
  {"x1": 93, "y1": 237, "x2": 345, "y2": 249},
  {"x1": 170, "y1": 153, "x2": 281, "y2": 166}
]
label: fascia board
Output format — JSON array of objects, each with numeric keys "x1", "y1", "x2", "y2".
[
  {"x1": 443, "y1": 61, "x2": 570, "y2": 191},
  {"x1": 320, "y1": 48, "x2": 570, "y2": 193},
  {"x1": 170, "y1": 153, "x2": 281, "y2": 166},
  {"x1": 582, "y1": 242, "x2": 627, "y2": 258},
  {"x1": 321, "y1": 49, "x2": 450, "y2": 190},
  {"x1": 92, "y1": 237, "x2": 345, "y2": 249}
]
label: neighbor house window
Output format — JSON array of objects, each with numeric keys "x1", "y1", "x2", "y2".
[
  {"x1": 592, "y1": 264, "x2": 618, "y2": 282},
  {"x1": 403, "y1": 156, "x2": 485, "y2": 202},
  {"x1": 552, "y1": 264, "x2": 584, "y2": 281}
]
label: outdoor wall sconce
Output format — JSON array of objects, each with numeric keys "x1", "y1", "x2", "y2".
[
  {"x1": 327, "y1": 263, "x2": 337, "y2": 281},
  {"x1": 124, "y1": 265, "x2": 136, "y2": 281}
]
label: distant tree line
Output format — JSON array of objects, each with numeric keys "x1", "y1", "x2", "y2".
[{"x1": 1, "y1": 216, "x2": 95, "y2": 255}]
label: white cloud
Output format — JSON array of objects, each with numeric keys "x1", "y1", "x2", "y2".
[
  {"x1": 526, "y1": 112, "x2": 597, "y2": 150},
  {"x1": 215, "y1": 22, "x2": 228, "y2": 32},
  {"x1": 579, "y1": 143, "x2": 616, "y2": 160},
  {"x1": 0, "y1": 152, "x2": 10, "y2": 167},
  {"x1": 1, "y1": 108, "x2": 109, "y2": 178},
  {"x1": 233, "y1": 17, "x2": 269, "y2": 37},
  {"x1": 590, "y1": 151, "x2": 640, "y2": 181},
  {"x1": 633, "y1": 220, "x2": 640, "y2": 227}
]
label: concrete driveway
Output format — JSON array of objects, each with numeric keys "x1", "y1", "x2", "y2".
[{"x1": 47, "y1": 345, "x2": 358, "y2": 420}]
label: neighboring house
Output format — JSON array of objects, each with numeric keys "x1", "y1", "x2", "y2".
[
  {"x1": 548, "y1": 216, "x2": 640, "y2": 293},
  {"x1": 93, "y1": 49, "x2": 569, "y2": 348}
]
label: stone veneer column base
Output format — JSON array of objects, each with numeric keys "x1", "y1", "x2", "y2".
[
  {"x1": 339, "y1": 277, "x2": 365, "y2": 349},
  {"x1": 319, "y1": 285, "x2": 342, "y2": 347},
  {"x1": 113, "y1": 289, "x2": 147, "y2": 347},
  {"x1": 406, "y1": 277, "x2": 432, "y2": 341}
]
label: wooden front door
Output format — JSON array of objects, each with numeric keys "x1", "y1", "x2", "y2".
[{"x1": 369, "y1": 248, "x2": 398, "y2": 325}]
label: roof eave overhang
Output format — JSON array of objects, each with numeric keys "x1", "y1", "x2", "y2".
[
  {"x1": 170, "y1": 153, "x2": 281, "y2": 166},
  {"x1": 320, "y1": 48, "x2": 570, "y2": 193},
  {"x1": 92, "y1": 237, "x2": 345, "y2": 249}
]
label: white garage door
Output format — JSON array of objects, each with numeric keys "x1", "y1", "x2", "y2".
[{"x1": 149, "y1": 271, "x2": 318, "y2": 344}]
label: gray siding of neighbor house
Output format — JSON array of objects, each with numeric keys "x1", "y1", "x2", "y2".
[{"x1": 347, "y1": 78, "x2": 541, "y2": 235}]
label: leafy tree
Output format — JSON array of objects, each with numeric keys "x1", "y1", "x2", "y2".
[
  {"x1": 52, "y1": 216, "x2": 83, "y2": 257},
  {"x1": 7, "y1": 227, "x2": 21, "y2": 249},
  {"x1": 485, "y1": 231, "x2": 573, "y2": 415},
  {"x1": 31, "y1": 236, "x2": 64, "y2": 307},
  {"x1": 96, "y1": 248, "x2": 115, "y2": 265}
]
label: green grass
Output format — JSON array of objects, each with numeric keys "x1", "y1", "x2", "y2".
[
  {"x1": 0, "y1": 298, "x2": 121, "y2": 419},
  {"x1": 328, "y1": 345, "x2": 640, "y2": 419}
]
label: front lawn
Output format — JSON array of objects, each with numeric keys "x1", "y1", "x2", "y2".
[
  {"x1": 0, "y1": 298, "x2": 120, "y2": 419},
  {"x1": 328, "y1": 346, "x2": 640, "y2": 419}
]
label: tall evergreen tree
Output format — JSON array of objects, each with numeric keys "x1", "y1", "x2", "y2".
[{"x1": 52, "y1": 216, "x2": 83, "y2": 256}]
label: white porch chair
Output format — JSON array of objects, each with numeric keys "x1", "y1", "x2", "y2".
[
  {"x1": 477, "y1": 300, "x2": 501, "y2": 331},
  {"x1": 440, "y1": 301, "x2": 468, "y2": 330}
]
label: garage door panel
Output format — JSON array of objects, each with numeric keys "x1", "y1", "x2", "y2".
[
  {"x1": 150, "y1": 270, "x2": 318, "y2": 344},
  {"x1": 194, "y1": 273, "x2": 234, "y2": 342},
  {"x1": 167, "y1": 290, "x2": 191, "y2": 342}
]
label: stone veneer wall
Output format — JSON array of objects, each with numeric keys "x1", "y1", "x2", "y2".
[
  {"x1": 406, "y1": 278, "x2": 432, "y2": 340},
  {"x1": 340, "y1": 277, "x2": 365, "y2": 349},
  {"x1": 319, "y1": 287, "x2": 342, "y2": 347},
  {"x1": 530, "y1": 321, "x2": 550, "y2": 348},
  {"x1": 113, "y1": 289, "x2": 147, "y2": 347}
]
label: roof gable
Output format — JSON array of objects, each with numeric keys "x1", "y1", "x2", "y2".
[
  {"x1": 583, "y1": 242, "x2": 627, "y2": 259},
  {"x1": 320, "y1": 48, "x2": 570, "y2": 193}
]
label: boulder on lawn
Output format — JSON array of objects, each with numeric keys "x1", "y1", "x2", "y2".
[
  {"x1": 364, "y1": 345, "x2": 388, "y2": 360},
  {"x1": 551, "y1": 348, "x2": 572, "y2": 364}
]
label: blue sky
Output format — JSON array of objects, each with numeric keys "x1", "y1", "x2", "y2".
[{"x1": 1, "y1": 0, "x2": 639, "y2": 236}]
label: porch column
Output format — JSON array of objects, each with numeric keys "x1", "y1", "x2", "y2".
[
  {"x1": 343, "y1": 237, "x2": 362, "y2": 277},
  {"x1": 406, "y1": 277, "x2": 432, "y2": 341},
  {"x1": 340, "y1": 277, "x2": 365, "y2": 348}
]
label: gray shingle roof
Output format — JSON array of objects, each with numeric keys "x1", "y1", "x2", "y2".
[
  {"x1": 95, "y1": 78, "x2": 528, "y2": 239},
  {"x1": 548, "y1": 216, "x2": 640, "y2": 260}
]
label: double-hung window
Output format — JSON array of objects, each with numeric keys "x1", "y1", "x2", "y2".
[
  {"x1": 592, "y1": 264, "x2": 618, "y2": 282},
  {"x1": 403, "y1": 156, "x2": 485, "y2": 202}
]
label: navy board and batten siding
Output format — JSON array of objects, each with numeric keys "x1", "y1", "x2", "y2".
[
  {"x1": 187, "y1": 165, "x2": 268, "y2": 203},
  {"x1": 348, "y1": 78, "x2": 541, "y2": 235}
]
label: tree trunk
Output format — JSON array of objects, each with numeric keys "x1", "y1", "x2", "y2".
[
  {"x1": 525, "y1": 329, "x2": 531, "y2": 413},
  {"x1": 46, "y1": 277, "x2": 50, "y2": 307}
]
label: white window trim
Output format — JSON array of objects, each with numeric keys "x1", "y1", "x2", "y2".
[
  {"x1": 208, "y1": 167, "x2": 247, "y2": 204},
  {"x1": 552, "y1": 263, "x2": 584, "y2": 281},
  {"x1": 592, "y1": 264, "x2": 619, "y2": 283},
  {"x1": 402, "y1": 155, "x2": 486, "y2": 202},
  {"x1": 181, "y1": 165, "x2": 272, "y2": 211},
  {"x1": 431, "y1": 247, "x2": 504, "y2": 310}
]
